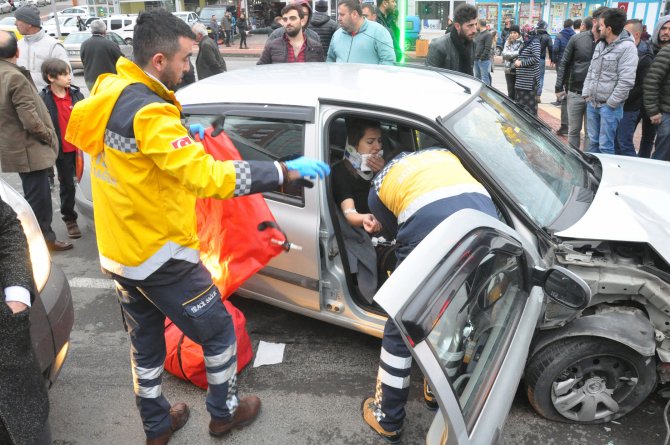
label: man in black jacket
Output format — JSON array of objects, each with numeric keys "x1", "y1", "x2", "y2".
[
  {"x1": 643, "y1": 16, "x2": 670, "y2": 161},
  {"x1": 473, "y1": 19, "x2": 493, "y2": 84},
  {"x1": 80, "y1": 19, "x2": 123, "y2": 90},
  {"x1": 555, "y1": 8, "x2": 606, "y2": 150},
  {"x1": 375, "y1": 0, "x2": 401, "y2": 61},
  {"x1": 0, "y1": 197, "x2": 51, "y2": 445},
  {"x1": 615, "y1": 19, "x2": 654, "y2": 156},
  {"x1": 193, "y1": 22, "x2": 227, "y2": 80},
  {"x1": 308, "y1": 0, "x2": 337, "y2": 54},
  {"x1": 426, "y1": 3, "x2": 477, "y2": 75}
]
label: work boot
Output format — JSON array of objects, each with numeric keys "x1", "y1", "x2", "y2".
[
  {"x1": 209, "y1": 396, "x2": 261, "y2": 437},
  {"x1": 146, "y1": 403, "x2": 190, "y2": 445},
  {"x1": 556, "y1": 126, "x2": 569, "y2": 136},
  {"x1": 65, "y1": 220, "x2": 82, "y2": 239},
  {"x1": 423, "y1": 378, "x2": 438, "y2": 411},
  {"x1": 46, "y1": 239, "x2": 73, "y2": 251},
  {"x1": 362, "y1": 397, "x2": 401, "y2": 444}
]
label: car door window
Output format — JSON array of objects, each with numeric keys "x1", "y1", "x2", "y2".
[
  {"x1": 107, "y1": 33, "x2": 124, "y2": 45},
  {"x1": 184, "y1": 115, "x2": 306, "y2": 204},
  {"x1": 110, "y1": 19, "x2": 121, "y2": 30}
]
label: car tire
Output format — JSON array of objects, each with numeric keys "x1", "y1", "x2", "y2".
[{"x1": 525, "y1": 337, "x2": 656, "y2": 424}]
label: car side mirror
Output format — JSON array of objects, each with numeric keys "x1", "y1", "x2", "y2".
[{"x1": 541, "y1": 266, "x2": 591, "y2": 311}]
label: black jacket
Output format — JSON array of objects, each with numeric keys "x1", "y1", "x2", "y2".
[
  {"x1": 536, "y1": 29, "x2": 553, "y2": 60},
  {"x1": 39, "y1": 85, "x2": 85, "y2": 155},
  {"x1": 376, "y1": 8, "x2": 401, "y2": 62},
  {"x1": 257, "y1": 33, "x2": 325, "y2": 64},
  {"x1": 196, "y1": 35, "x2": 227, "y2": 80},
  {"x1": 308, "y1": 12, "x2": 338, "y2": 54},
  {"x1": 80, "y1": 33, "x2": 123, "y2": 90},
  {"x1": 625, "y1": 40, "x2": 654, "y2": 111},
  {"x1": 644, "y1": 45, "x2": 670, "y2": 116},
  {"x1": 474, "y1": 29, "x2": 493, "y2": 60},
  {"x1": 426, "y1": 29, "x2": 475, "y2": 75},
  {"x1": 0, "y1": 198, "x2": 48, "y2": 445},
  {"x1": 555, "y1": 30, "x2": 597, "y2": 94}
]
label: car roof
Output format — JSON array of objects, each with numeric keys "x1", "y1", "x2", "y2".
[{"x1": 178, "y1": 63, "x2": 481, "y2": 120}]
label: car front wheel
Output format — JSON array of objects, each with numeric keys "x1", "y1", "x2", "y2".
[{"x1": 525, "y1": 337, "x2": 657, "y2": 424}]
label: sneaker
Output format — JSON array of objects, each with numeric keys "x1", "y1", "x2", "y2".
[
  {"x1": 361, "y1": 397, "x2": 401, "y2": 444},
  {"x1": 423, "y1": 378, "x2": 438, "y2": 411},
  {"x1": 209, "y1": 396, "x2": 261, "y2": 437},
  {"x1": 146, "y1": 403, "x2": 190, "y2": 445},
  {"x1": 65, "y1": 220, "x2": 82, "y2": 239}
]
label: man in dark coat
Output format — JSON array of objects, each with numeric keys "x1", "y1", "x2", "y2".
[
  {"x1": 0, "y1": 30, "x2": 71, "y2": 251},
  {"x1": 80, "y1": 19, "x2": 123, "y2": 90},
  {"x1": 551, "y1": 18, "x2": 575, "y2": 133},
  {"x1": 535, "y1": 20, "x2": 553, "y2": 101},
  {"x1": 308, "y1": 0, "x2": 337, "y2": 54},
  {"x1": 375, "y1": 0, "x2": 401, "y2": 61},
  {"x1": 425, "y1": 3, "x2": 477, "y2": 75},
  {"x1": 193, "y1": 22, "x2": 226, "y2": 80},
  {"x1": 0, "y1": 196, "x2": 51, "y2": 445},
  {"x1": 258, "y1": 4, "x2": 324, "y2": 64}
]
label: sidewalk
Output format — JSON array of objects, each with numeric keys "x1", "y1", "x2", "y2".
[{"x1": 217, "y1": 33, "x2": 268, "y2": 58}]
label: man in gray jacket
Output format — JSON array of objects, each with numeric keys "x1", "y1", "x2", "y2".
[{"x1": 582, "y1": 8, "x2": 637, "y2": 155}]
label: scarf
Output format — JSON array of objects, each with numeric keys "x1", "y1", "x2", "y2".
[{"x1": 451, "y1": 27, "x2": 473, "y2": 76}]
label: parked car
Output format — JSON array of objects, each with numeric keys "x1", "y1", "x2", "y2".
[
  {"x1": 43, "y1": 16, "x2": 79, "y2": 37},
  {"x1": 48, "y1": 6, "x2": 95, "y2": 18},
  {"x1": 75, "y1": 63, "x2": 670, "y2": 431},
  {"x1": 173, "y1": 11, "x2": 200, "y2": 26},
  {"x1": 0, "y1": 178, "x2": 74, "y2": 387},
  {"x1": 198, "y1": 5, "x2": 231, "y2": 35},
  {"x1": 0, "y1": 1, "x2": 12, "y2": 15},
  {"x1": 63, "y1": 30, "x2": 132, "y2": 70}
]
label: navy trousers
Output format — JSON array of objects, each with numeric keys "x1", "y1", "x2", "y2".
[
  {"x1": 55, "y1": 152, "x2": 77, "y2": 222},
  {"x1": 18, "y1": 168, "x2": 55, "y2": 242},
  {"x1": 114, "y1": 260, "x2": 239, "y2": 439}
]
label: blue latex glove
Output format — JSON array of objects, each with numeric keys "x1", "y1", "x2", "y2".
[
  {"x1": 189, "y1": 123, "x2": 205, "y2": 140},
  {"x1": 284, "y1": 157, "x2": 331, "y2": 179}
]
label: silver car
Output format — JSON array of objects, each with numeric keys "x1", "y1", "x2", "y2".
[
  {"x1": 75, "y1": 63, "x2": 670, "y2": 433},
  {"x1": 0, "y1": 178, "x2": 74, "y2": 387},
  {"x1": 63, "y1": 31, "x2": 132, "y2": 70}
]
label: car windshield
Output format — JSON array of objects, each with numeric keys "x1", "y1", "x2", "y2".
[
  {"x1": 442, "y1": 88, "x2": 588, "y2": 228},
  {"x1": 64, "y1": 32, "x2": 91, "y2": 44}
]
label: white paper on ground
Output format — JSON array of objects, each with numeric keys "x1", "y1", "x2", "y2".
[{"x1": 252, "y1": 340, "x2": 286, "y2": 367}]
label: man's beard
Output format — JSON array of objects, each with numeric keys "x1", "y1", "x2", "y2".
[
  {"x1": 160, "y1": 72, "x2": 181, "y2": 90},
  {"x1": 286, "y1": 26, "x2": 302, "y2": 38},
  {"x1": 458, "y1": 28, "x2": 473, "y2": 42}
]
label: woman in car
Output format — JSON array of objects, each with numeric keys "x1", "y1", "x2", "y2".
[{"x1": 332, "y1": 118, "x2": 385, "y2": 234}]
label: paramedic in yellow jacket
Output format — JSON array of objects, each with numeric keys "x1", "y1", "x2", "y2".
[
  {"x1": 65, "y1": 10, "x2": 329, "y2": 445},
  {"x1": 361, "y1": 149, "x2": 497, "y2": 444}
]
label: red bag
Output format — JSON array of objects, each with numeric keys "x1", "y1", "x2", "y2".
[
  {"x1": 164, "y1": 127, "x2": 286, "y2": 388},
  {"x1": 164, "y1": 301, "x2": 252, "y2": 389}
]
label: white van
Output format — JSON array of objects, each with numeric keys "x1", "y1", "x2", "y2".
[{"x1": 94, "y1": 14, "x2": 137, "y2": 43}]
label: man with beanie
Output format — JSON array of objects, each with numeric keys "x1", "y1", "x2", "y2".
[
  {"x1": 426, "y1": 3, "x2": 477, "y2": 75},
  {"x1": 308, "y1": 0, "x2": 337, "y2": 54},
  {"x1": 473, "y1": 19, "x2": 493, "y2": 84},
  {"x1": 643, "y1": 15, "x2": 670, "y2": 160},
  {"x1": 14, "y1": 5, "x2": 69, "y2": 90},
  {"x1": 535, "y1": 19, "x2": 553, "y2": 102},
  {"x1": 268, "y1": 0, "x2": 320, "y2": 43},
  {"x1": 80, "y1": 20, "x2": 123, "y2": 91},
  {"x1": 375, "y1": 0, "x2": 402, "y2": 61}
]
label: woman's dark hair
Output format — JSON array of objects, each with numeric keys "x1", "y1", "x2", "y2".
[
  {"x1": 41, "y1": 57, "x2": 70, "y2": 84},
  {"x1": 346, "y1": 118, "x2": 381, "y2": 147},
  {"x1": 133, "y1": 9, "x2": 195, "y2": 68}
]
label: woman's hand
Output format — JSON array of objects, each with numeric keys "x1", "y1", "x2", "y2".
[
  {"x1": 514, "y1": 60, "x2": 522, "y2": 68},
  {"x1": 367, "y1": 154, "x2": 385, "y2": 173},
  {"x1": 362, "y1": 214, "x2": 382, "y2": 234}
]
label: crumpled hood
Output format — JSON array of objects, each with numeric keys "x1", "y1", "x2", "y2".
[
  {"x1": 310, "y1": 12, "x2": 331, "y2": 26},
  {"x1": 65, "y1": 57, "x2": 178, "y2": 158},
  {"x1": 556, "y1": 155, "x2": 670, "y2": 262}
]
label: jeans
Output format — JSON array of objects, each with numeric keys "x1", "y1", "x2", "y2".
[
  {"x1": 652, "y1": 113, "x2": 670, "y2": 161},
  {"x1": 18, "y1": 168, "x2": 55, "y2": 242},
  {"x1": 474, "y1": 59, "x2": 492, "y2": 85},
  {"x1": 614, "y1": 109, "x2": 639, "y2": 156},
  {"x1": 537, "y1": 61, "x2": 546, "y2": 96},
  {"x1": 586, "y1": 103, "x2": 624, "y2": 155},
  {"x1": 567, "y1": 91, "x2": 589, "y2": 150}
]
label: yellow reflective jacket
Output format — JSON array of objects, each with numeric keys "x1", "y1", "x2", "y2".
[{"x1": 65, "y1": 58, "x2": 279, "y2": 280}]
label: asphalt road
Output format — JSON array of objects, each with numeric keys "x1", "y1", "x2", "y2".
[{"x1": 1, "y1": 58, "x2": 668, "y2": 445}]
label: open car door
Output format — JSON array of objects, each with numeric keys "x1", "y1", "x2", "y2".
[{"x1": 374, "y1": 210, "x2": 545, "y2": 445}]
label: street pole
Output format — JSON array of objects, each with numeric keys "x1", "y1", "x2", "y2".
[{"x1": 51, "y1": 0, "x2": 61, "y2": 39}]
